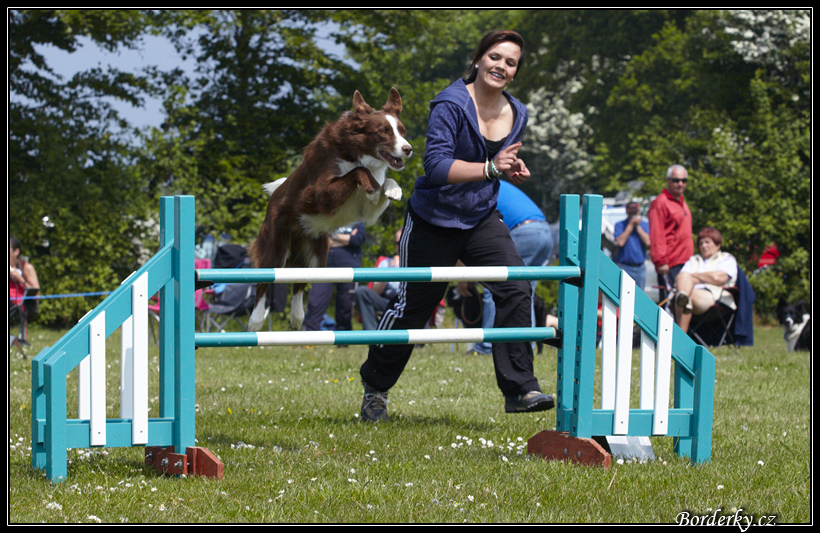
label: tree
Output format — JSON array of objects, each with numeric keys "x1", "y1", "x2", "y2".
[
  {"x1": 593, "y1": 9, "x2": 811, "y2": 314},
  {"x1": 155, "y1": 9, "x2": 360, "y2": 241},
  {"x1": 9, "y1": 9, "x2": 158, "y2": 325}
]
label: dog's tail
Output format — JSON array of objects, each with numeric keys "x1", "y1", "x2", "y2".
[{"x1": 262, "y1": 177, "x2": 288, "y2": 197}]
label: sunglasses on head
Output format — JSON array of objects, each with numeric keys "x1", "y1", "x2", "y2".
[{"x1": 668, "y1": 178, "x2": 687, "y2": 184}]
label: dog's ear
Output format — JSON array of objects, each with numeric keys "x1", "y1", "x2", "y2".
[
  {"x1": 383, "y1": 87, "x2": 402, "y2": 117},
  {"x1": 353, "y1": 90, "x2": 374, "y2": 114}
]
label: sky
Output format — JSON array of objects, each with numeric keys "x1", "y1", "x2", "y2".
[
  {"x1": 34, "y1": 24, "x2": 349, "y2": 133},
  {"x1": 36, "y1": 34, "x2": 197, "y2": 131}
]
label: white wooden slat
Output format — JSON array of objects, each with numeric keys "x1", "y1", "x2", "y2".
[
  {"x1": 613, "y1": 273, "x2": 635, "y2": 435},
  {"x1": 120, "y1": 316, "x2": 133, "y2": 419},
  {"x1": 639, "y1": 330, "x2": 656, "y2": 410},
  {"x1": 130, "y1": 273, "x2": 149, "y2": 445},
  {"x1": 89, "y1": 312, "x2": 106, "y2": 446},
  {"x1": 653, "y1": 309, "x2": 674, "y2": 435},
  {"x1": 79, "y1": 355, "x2": 90, "y2": 420},
  {"x1": 600, "y1": 295, "x2": 618, "y2": 410}
]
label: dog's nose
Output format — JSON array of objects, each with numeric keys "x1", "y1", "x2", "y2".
[{"x1": 403, "y1": 144, "x2": 412, "y2": 157}]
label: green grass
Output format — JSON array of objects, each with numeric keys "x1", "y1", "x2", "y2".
[{"x1": 9, "y1": 318, "x2": 811, "y2": 524}]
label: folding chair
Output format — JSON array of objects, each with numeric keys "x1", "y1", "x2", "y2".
[
  {"x1": 201, "y1": 282, "x2": 256, "y2": 333},
  {"x1": 687, "y1": 286, "x2": 741, "y2": 347}
]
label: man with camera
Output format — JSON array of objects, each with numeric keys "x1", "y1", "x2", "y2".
[{"x1": 614, "y1": 201, "x2": 651, "y2": 290}]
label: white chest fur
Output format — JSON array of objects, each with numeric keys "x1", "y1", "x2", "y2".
[{"x1": 335, "y1": 155, "x2": 388, "y2": 186}]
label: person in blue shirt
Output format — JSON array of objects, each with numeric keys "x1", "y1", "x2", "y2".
[
  {"x1": 359, "y1": 30, "x2": 554, "y2": 421},
  {"x1": 468, "y1": 180, "x2": 553, "y2": 355},
  {"x1": 613, "y1": 202, "x2": 651, "y2": 290}
]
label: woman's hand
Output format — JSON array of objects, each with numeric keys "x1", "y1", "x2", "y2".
[{"x1": 494, "y1": 142, "x2": 531, "y2": 184}]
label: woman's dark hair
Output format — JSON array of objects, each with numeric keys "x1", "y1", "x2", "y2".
[
  {"x1": 10, "y1": 236, "x2": 21, "y2": 252},
  {"x1": 464, "y1": 30, "x2": 525, "y2": 83}
]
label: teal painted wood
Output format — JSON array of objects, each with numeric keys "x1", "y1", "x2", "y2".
[
  {"x1": 30, "y1": 345, "x2": 49, "y2": 470},
  {"x1": 158, "y1": 197, "x2": 176, "y2": 419},
  {"x1": 691, "y1": 345, "x2": 716, "y2": 463},
  {"x1": 573, "y1": 194, "x2": 604, "y2": 439},
  {"x1": 555, "y1": 194, "x2": 716, "y2": 464},
  {"x1": 31, "y1": 241, "x2": 174, "y2": 482},
  {"x1": 194, "y1": 327, "x2": 557, "y2": 348},
  {"x1": 173, "y1": 196, "x2": 196, "y2": 456},
  {"x1": 44, "y1": 354, "x2": 67, "y2": 482},
  {"x1": 196, "y1": 266, "x2": 582, "y2": 284},
  {"x1": 555, "y1": 195, "x2": 580, "y2": 433},
  {"x1": 33, "y1": 418, "x2": 176, "y2": 450}
]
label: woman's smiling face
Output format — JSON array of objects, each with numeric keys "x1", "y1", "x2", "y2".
[{"x1": 475, "y1": 41, "x2": 521, "y2": 90}]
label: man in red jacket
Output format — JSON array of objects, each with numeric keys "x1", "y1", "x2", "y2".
[{"x1": 648, "y1": 165, "x2": 694, "y2": 304}]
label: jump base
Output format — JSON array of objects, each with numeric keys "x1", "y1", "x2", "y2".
[
  {"x1": 527, "y1": 430, "x2": 612, "y2": 469},
  {"x1": 145, "y1": 446, "x2": 223, "y2": 480}
]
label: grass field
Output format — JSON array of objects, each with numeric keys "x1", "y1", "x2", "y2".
[{"x1": 8, "y1": 316, "x2": 811, "y2": 524}]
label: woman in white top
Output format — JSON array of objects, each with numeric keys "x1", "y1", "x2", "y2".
[{"x1": 674, "y1": 227, "x2": 738, "y2": 333}]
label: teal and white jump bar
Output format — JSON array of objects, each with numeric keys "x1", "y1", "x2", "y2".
[
  {"x1": 195, "y1": 326, "x2": 557, "y2": 348},
  {"x1": 196, "y1": 265, "x2": 582, "y2": 285}
]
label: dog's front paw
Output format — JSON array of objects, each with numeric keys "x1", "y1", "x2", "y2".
[
  {"x1": 384, "y1": 179, "x2": 402, "y2": 201},
  {"x1": 385, "y1": 187, "x2": 402, "y2": 201}
]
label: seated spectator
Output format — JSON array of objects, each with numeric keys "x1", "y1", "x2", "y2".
[
  {"x1": 302, "y1": 222, "x2": 365, "y2": 332},
  {"x1": 354, "y1": 230, "x2": 401, "y2": 330},
  {"x1": 673, "y1": 227, "x2": 737, "y2": 334}
]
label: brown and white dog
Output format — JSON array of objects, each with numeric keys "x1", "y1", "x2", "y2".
[{"x1": 248, "y1": 88, "x2": 412, "y2": 331}]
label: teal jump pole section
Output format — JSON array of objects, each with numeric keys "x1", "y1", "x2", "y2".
[
  {"x1": 195, "y1": 327, "x2": 557, "y2": 348},
  {"x1": 196, "y1": 265, "x2": 581, "y2": 285}
]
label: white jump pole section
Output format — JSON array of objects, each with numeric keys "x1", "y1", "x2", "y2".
[
  {"x1": 89, "y1": 312, "x2": 106, "y2": 446},
  {"x1": 129, "y1": 273, "x2": 149, "y2": 445},
  {"x1": 195, "y1": 327, "x2": 557, "y2": 348},
  {"x1": 653, "y1": 309, "x2": 674, "y2": 435},
  {"x1": 195, "y1": 265, "x2": 582, "y2": 285},
  {"x1": 613, "y1": 273, "x2": 636, "y2": 435},
  {"x1": 121, "y1": 316, "x2": 133, "y2": 416}
]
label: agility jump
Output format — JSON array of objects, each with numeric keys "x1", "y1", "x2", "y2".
[{"x1": 31, "y1": 194, "x2": 715, "y2": 482}]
